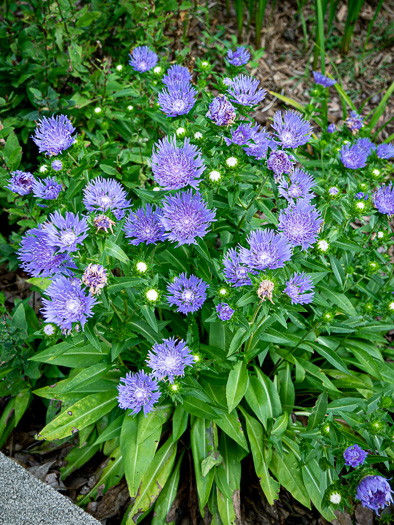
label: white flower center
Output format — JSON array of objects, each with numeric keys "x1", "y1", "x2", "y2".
[
  {"x1": 182, "y1": 290, "x2": 194, "y2": 301},
  {"x1": 173, "y1": 100, "x2": 185, "y2": 112},
  {"x1": 136, "y1": 262, "x2": 147, "y2": 273},
  {"x1": 65, "y1": 298, "x2": 80, "y2": 313},
  {"x1": 164, "y1": 356, "x2": 177, "y2": 368},
  {"x1": 318, "y1": 240, "x2": 329, "y2": 251},
  {"x1": 61, "y1": 231, "x2": 77, "y2": 246},
  {"x1": 135, "y1": 388, "x2": 146, "y2": 399},
  {"x1": 99, "y1": 195, "x2": 112, "y2": 207},
  {"x1": 146, "y1": 289, "x2": 158, "y2": 301},
  {"x1": 139, "y1": 61, "x2": 147, "y2": 70},
  {"x1": 377, "y1": 231, "x2": 384, "y2": 239},
  {"x1": 329, "y1": 493, "x2": 341, "y2": 504}
]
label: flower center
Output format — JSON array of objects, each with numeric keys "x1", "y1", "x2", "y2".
[
  {"x1": 289, "y1": 184, "x2": 302, "y2": 198},
  {"x1": 61, "y1": 230, "x2": 77, "y2": 246},
  {"x1": 173, "y1": 100, "x2": 185, "y2": 112},
  {"x1": 65, "y1": 298, "x2": 81, "y2": 313},
  {"x1": 182, "y1": 290, "x2": 194, "y2": 301},
  {"x1": 135, "y1": 388, "x2": 147, "y2": 399},
  {"x1": 139, "y1": 61, "x2": 147, "y2": 70},
  {"x1": 99, "y1": 195, "x2": 112, "y2": 207},
  {"x1": 164, "y1": 355, "x2": 177, "y2": 368}
]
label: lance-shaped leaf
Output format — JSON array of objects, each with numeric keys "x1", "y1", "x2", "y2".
[{"x1": 226, "y1": 361, "x2": 249, "y2": 413}]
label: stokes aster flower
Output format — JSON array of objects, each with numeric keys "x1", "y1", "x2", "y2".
[
  {"x1": 327, "y1": 123, "x2": 336, "y2": 133},
  {"x1": 82, "y1": 264, "x2": 108, "y2": 295},
  {"x1": 312, "y1": 71, "x2": 336, "y2": 87},
  {"x1": 7, "y1": 171, "x2": 35, "y2": 195},
  {"x1": 224, "y1": 122, "x2": 258, "y2": 147},
  {"x1": 41, "y1": 276, "x2": 96, "y2": 332},
  {"x1": 227, "y1": 75, "x2": 266, "y2": 106},
  {"x1": 226, "y1": 47, "x2": 250, "y2": 66},
  {"x1": 32, "y1": 177, "x2": 62, "y2": 200},
  {"x1": 272, "y1": 110, "x2": 313, "y2": 149},
  {"x1": 18, "y1": 225, "x2": 74, "y2": 278},
  {"x1": 373, "y1": 184, "x2": 394, "y2": 215},
  {"x1": 278, "y1": 168, "x2": 316, "y2": 202},
  {"x1": 343, "y1": 444, "x2": 368, "y2": 467},
  {"x1": 356, "y1": 137, "x2": 376, "y2": 155},
  {"x1": 162, "y1": 64, "x2": 192, "y2": 86},
  {"x1": 147, "y1": 337, "x2": 194, "y2": 383},
  {"x1": 356, "y1": 476, "x2": 393, "y2": 515},
  {"x1": 222, "y1": 248, "x2": 256, "y2": 287},
  {"x1": 283, "y1": 272, "x2": 315, "y2": 304},
  {"x1": 117, "y1": 371, "x2": 161, "y2": 417},
  {"x1": 128, "y1": 46, "x2": 158, "y2": 72},
  {"x1": 123, "y1": 204, "x2": 165, "y2": 245},
  {"x1": 278, "y1": 200, "x2": 323, "y2": 250},
  {"x1": 244, "y1": 128, "x2": 276, "y2": 160},
  {"x1": 83, "y1": 177, "x2": 131, "y2": 220},
  {"x1": 267, "y1": 150, "x2": 295, "y2": 180},
  {"x1": 158, "y1": 82, "x2": 197, "y2": 118},
  {"x1": 150, "y1": 136, "x2": 205, "y2": 190},
  {"x1": 45, "y1": 211, "x2": 89, "y2": 254},
  {"x1": 240, "y1": 229, "x2": 292, "y2": 271},
  {"x1": 167, "y1": 273, "x2": 208, "y2": 314},
  {"x1": 340, "y1": 143, "x2": 368, "y2": 170},
  {"x1": 216, "y1": 303, "x2": 234, "y2": 321},
  {"x1": 94, "y1": 215, "x2": 115, "y2": 234},
  {"x1": 51, "y1": 160, "x2": 62, "y2": 171},
  {"x1": 346, "y1": 110, "x2": 364, "y2": 132},
  {"x1": 329, "y1": 186, "x2": 339, "y2": 196},
  {"x1": 206, "y1": 94, "x2": 236, "y2": 126},
  {"x1": 376, "y1": 143, "x2": 394, "y2": 159},
  {"x1": 160, "y1": 190, "x2": 216, "y2": 246},
  {"x1": 31, "y1": 115, "x2": 76, "y2": 156}
]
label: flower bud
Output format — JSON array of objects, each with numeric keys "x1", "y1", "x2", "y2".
[
  {"x1": 153, "y1": 66, "x2": 162, "y2": 75},
  {"x1": 127, "y1": 105, "x2": 134, "y2": 111},
  {"x1": 194, "y1": 131, "x2": 203, "y2": 141},
  {"x1": 200, "y1": 60, "x2": 210, "y2": 70},
  {"x1": 116, "y1": 64, "x2": 123, "y2": 72},
  {"x1": 43, "y1": 324, "x2": 56, "y2": 336},
  {"x1": 39, "y1": 165, "x2": 48, "y2": 173},
  {"x1": 176, "y1": 127, "x2": 186, "y2": 138},
  {"x1": 209, "y1": 170, "x2": 221, "y2": 183},
  {"x1": 317, "y1": 239, "x2": 329, "y2": 253},
  {"x1": 94, "y1": 107, "x2": 102, "y2": 114},
  {"x1": 136, "y1": 261, "x2": 148, "y2": 274},
  {"x1": 145, "y1": 288, "x2": 159, "y2": 303},
  {"x1": 226, "y1": 156, "x2": 238, "y2": 169}
]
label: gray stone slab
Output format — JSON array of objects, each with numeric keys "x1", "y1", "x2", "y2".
[{"x1": 0, "y1": 452, "x2": 101, "y2": 525}]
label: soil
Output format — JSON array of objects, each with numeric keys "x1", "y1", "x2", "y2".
[{"x1": 1, "y1": 0, "x2": 394, "y2": 523}]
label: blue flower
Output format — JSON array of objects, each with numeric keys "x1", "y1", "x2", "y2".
[
  {"x1": 343, "y1": 444, "x2": 367, "y2": 468},
  {"x1": 278, "y1": 168, "x2": 316, "y2": 202},
  {"x1": 32, "y1": 177, "x2": 62, "y2": 200},
  {"x1": 31, "y1": 115, "x2": 76, "y2": 156},
  {"x1": 51, "y1": 160, "x2": 63, "y2": 171},
  {"x1": 124, "y1": 204, "x2": 165, "y2": 245},
  {"x1": 356, "y1": 137, "x2": 376, "y2": 155},
  {"x1": 267, "y1": 150, "x2": 295, "y2": 180},
  {"x1": 216, "y1": 303, "x2": 234, "y2": 321},
  {"x1": 354, "y1": 192, "x2": 368, "y2": 200},
  {"x1": 240, "y1": 229, "x2": 292, "y2": 271},
  {"x1": 329, "y1": 186, "x2": 340, "y2": 196},
  {"x1": 222, "y1": 248, "x2": 256, "y2": 287},
  {"x1": 17, "y1": 225, "x2": 75, "y2": 278},
  {"x1": 158, "y1": 82, "x2": 197, "y2": 118},
  {"x1": 41, "y1": 276, "x2": 96, "y2": 333},
  {"x1": 272, "y1": 110, "x2": 313, "y2": 149},
  {"x1": 83, "y1": 177, "x2": 131, "y2": 220},
  {"x1": 312, "y1": 71, "x2": 336, "y2": 87},
  {"x1": 340, "y1": 143, "x2": 368, "y2": 169},
  {"x1": 377, "y1": 143, "x2": 394, "y2": 159},
  {"x1": 346, "y1": 110, "x2": 364, "y2": 132},
  {"x1": 206, "y1": 94, "x2": 236, "y2": 126},
  {"x1": 356, "y1": 475, "x2": 393, "y2": 515},
  {"x1": 7, "y1": 170, "x2": 36, "y2": 195},
  {"x1": 224, "y1": 122, "x2": 258, "y2": 146},
  {"x1": 373, "y1": 184, "x2": 394, "y2": 215},
  {"x1": 160, "y1": 190, "x2": 216, "y2": 246},
  {"x1": 327, "y1": 123, "x2": 336, "y2": 133},
  {"x1": 167, "y1": 273, "x2": 208, "y2": 314},
  {"x1": 283, "y1": 272, "x2": 314, "y2": 304},
  {"x1": 129, "y1": 46, "x2": 158, "y2": 72},
  {"x1": 82, "y1": 263, "x2": 108, "y2": 295},
  {"x1": 117, "y1": 371, "x2": 161, "y2": 417},
  {"x1": 278, "y1": 200, "x2": 323, "y2": 251},
  {"x1": 227, "y1": 74, "x2": 266, "y2": 106},
  {"x1": 244, "y1": 128, "x2": 276, "y2": 160},
  {"x1": 226, "y1": 47, "x2": 250, "y2": 66},
  {"x1": 162, "y1": 64, "x2": 192, "y2": 86},
  {"x1": 45, "y1": 211, "x2": 89, "y2": 254},
  {"x1": 150, "y1": 136, "x2": 205, "y2": 190},
  {"x1": 147, "y1": 337, "x2": 194, "y2": 383}
]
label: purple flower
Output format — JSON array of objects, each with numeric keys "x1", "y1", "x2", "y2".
[
  {"x1": 356, "y1": 137, "x2": 376, "y2": 155},
  {"x1": 377, "y1": 143, "x2": 394, "y2": 159},
  {"x1": 312, "y1": 71, "x2": 336, "y2": 87},
  {"x1": 224, "y1": 122, "x2": 258, "y2": 146},
  {"x1": 129, "y1": 46, "x2": 158, "y2": 72},
  {"x1": 278, "y1": 168, "x2": 316, "y2": 202},
  {"x1": 94, "y1": 215, "x2": 115, "y2": 234},
  {"x1": 327, "y1": 123, "x2": 336, "y2": 133},
  {"x1": 226, "y1": 47, "x2": 250, "y2": 66},
  {"x1": 83, "y1": 177, "x2": 131, "y2": 220},
  {"x1": 162, "y1": 64, "x2": 192, "y2": 86},
  {"x1": 346, "y1": 110, "x2": 364, "y2": 132},
  {"x1": 160, "y1": 190, "x2": 216, "y2": 246},
  {"x1": 147, "y1": 337, "x2": 194, "y2": 382},
  {"x1": 329, "y1": 186, "x2": 339, "y2": 196},
  {"x1": 158, "y1": 82, "x2": 197, "y2": 118},
  {"x1": 283, "y1": 272, "x2": 314, "y2": 304},
  {"x1": 223, "y1": 77, "x2": 233, "y2": 86},
  {"x1": 222, "y1": 248, "x2": 256, "y2": 287},
  {"x1": 7, "y1": 170, "x2": 35, "y2": 195},
  {"x1": 373, "y1": 184, "x2": 394, "y2": 215},
  {"x1": 167, "y1": 273, "x2": 208, "y2": 314},
  {"x1": 343, "y1": 444, "x2": 368, "y2": 468},
  {"x1": 150, "y1": 136, "x2": 205, "y2": 190},
  {"x1": 340, "y1": 143, "x2": 368, "y2": 170},
  {"x1": 244, "y1": 128, "x2": 276, "y2": 160},
  {"x1": 206, "y1": 94, "x2": 236, "y2": 126},
  {"x1": 117, "y1": 371, "x2": 161, "y2": 417},
  {"x1": 216, "y1": 303, "x2": 234, "y2": 321},
  {"x1": 354, "y1": 192, "x2": 368, "y2": 200},
  {"x1": 82, "y1": 263, "x2": 108, "y2": 295},
  {"x1": 356, "y1": 475, "x2": 393, "y2": 515},
  {"x1": 32, "y1": 177, "x2": 62, "y2": 200},
  {"x1": 41, "y1": 276, "x2": 96, "y2": 332},
  {"x1": 272, "y1": 110, "x2": 313, "y2": 149},
  {"x1": 45, "y1": 211, "x2": 89, "y2": 254},
  {"x1": 17, "y1": 225, "x2": 75, "y2": 278},
  {"x1": 51, "y1": 160, "x2": 63, "y2": 171},
  {"x1": 278, "y1": 200, "x2": 323, "y2": 251},
  {"x1": 227, "y1": 75, "x2": 266, "y2": 106},
  {"x1": 124, "y1": 204, "x2": 165, "y2": 245},
  {"x1": 240, "y1": 229, "x2": 292, "y2": 271},
  {"x1": 31, "y1": 115, "x2": 76, "y2": 156},
  {"x1": 267, "y1": 150, "x2": 295, "y2": 180}
]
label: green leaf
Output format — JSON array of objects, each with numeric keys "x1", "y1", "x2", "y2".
[
  {"x1": 334, "y1": 83, "x2": 356, "y2": 111},
  {"x1": 182, "y1": 396, "x2": 224, "y2": 420},
  {"x1": 140, "y1": 305, "x2": 158, "y2": 333},
  {"x1": 152, "y1": 453, "x2": 183, "y2": 525},
  {"x1": 172, "y1": 405, "x2": 189, "y2": 442},
  {"x1": 269, "y1": 91, "x2": 306, "y2": 113},
  {"x1": 190, "y1": 419, "x2": 216, "y2": 516},
  {"x1": 307, "y1": 341, "x2": 350, "y2": 375},
  {"x1": 226, "y1": 361, "x2": 249, "y2": 413},
  {"x1": 14, "y1": 389, "x2": 32, "y2": 425},
  {"x1": 328, "y1": 253, "x2": 345, "y2": 288},
  {"x1": 104, "y1": 240, "x2": 129, "y2": 264},
  {"x1": 318, "y1": 286, "x2": 357, "y2": 316},
  {"x1": 94, "y1": 415, "x2": 124, "y2": 445},
  {"x1": 307, "y1": 392, "x2": 328, "y2": 430},
  {"x1": 201, "y1": 450, "x2": 223, "y2": 477},
  {"x1": 215, "y1": 434, "x2": 242, "y2": 501},
  {"x1": 270, "y1": 449, "x2": 310, "y2": 508},
  {"x1": 367, "y1": 80, "x2": 394, "y2": 131},
  {"x1": 217, "y1": 488, "x2": 237, "y2": 525},
  {"x1": 60, "y1": 439, "x2": 100, "y2": 479}
]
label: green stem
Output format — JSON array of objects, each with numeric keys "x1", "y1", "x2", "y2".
[{"x1": 236, "y1": 173, "x2": 269, "y2": 233}]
